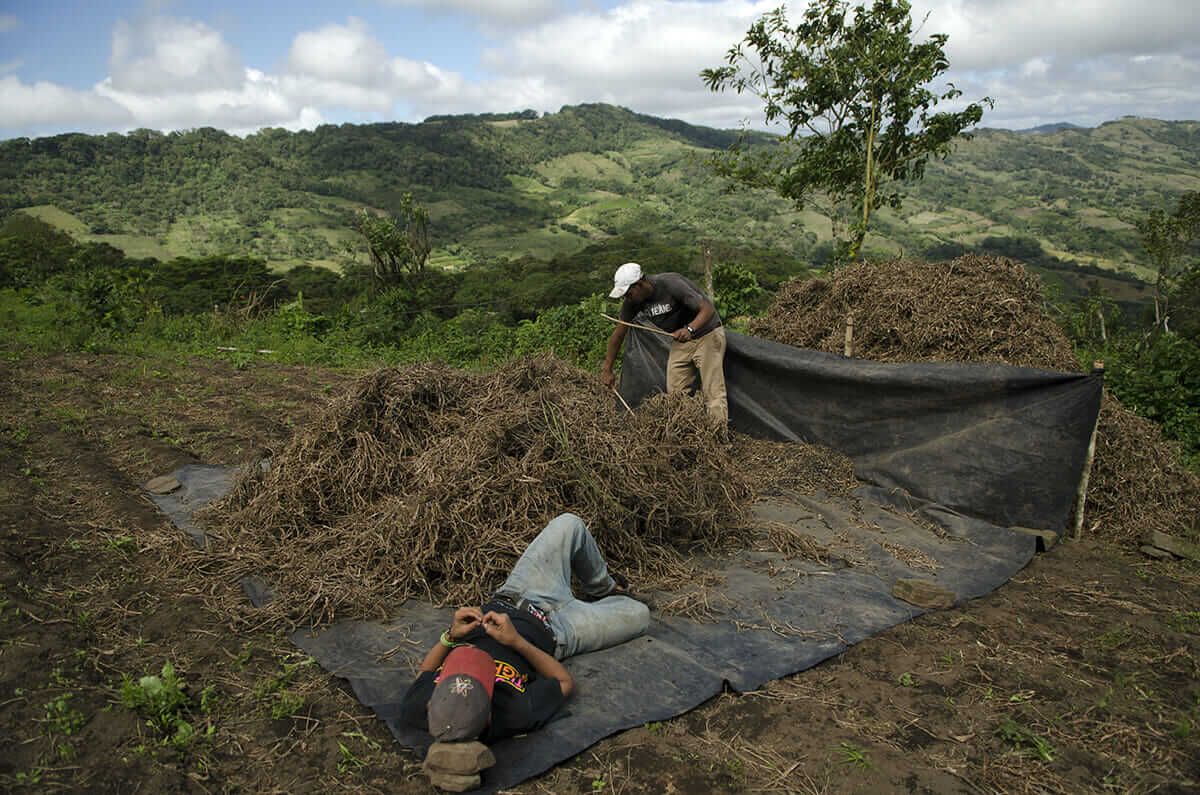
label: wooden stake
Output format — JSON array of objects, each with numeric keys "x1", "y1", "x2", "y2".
[
  {"x1": 843, "y1": 313, "x2": 855, "y2": 358},
  {"x1": 1071, "y1": 361, "x2": 1104, "y2": 541},
  {"x1": 703, "y1": 241, "x2": 714, "y2": 300}
]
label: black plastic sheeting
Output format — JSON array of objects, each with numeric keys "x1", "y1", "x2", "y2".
[
  {"x1": 620, "y1": 328, "x2": 1103, "y2": 533},
  {"x1": 147, "y1": 333, "x2": 1102, "y2": 793}
]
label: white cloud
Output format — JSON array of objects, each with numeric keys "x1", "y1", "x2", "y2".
[
  {"x1": 109, "y1": 16, "x2": 245, "y2": 94},
  {"x1": 1, "y1": 0, "x2": 1198, "y2": 141},
  {"x1": 282, "y1": 18, "x2": 467, "y2": 113},
  {"x1": 913, "y1": 0, "x2": 1200, "y2": 71},
  {"x1": 0, "y1": 14, "x2": 18, "y2": 33},
  {"x1": 94, "y1": 67, "x2": 316, "y2": 133},
  {"x1": 378, "y1": 0, "x2": 564, "y2": 26},
  {"x1": 0, "y1": 76, "x2": 132, "y2": 129},
  {"x1": 465, "y1": 0, "x2": 774, "y2": 124},
  {"x1": 955, "y1": 51, "x2": 1200, "y2": 129}
]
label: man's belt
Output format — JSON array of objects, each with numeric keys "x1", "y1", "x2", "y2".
[{"x1": 490, "y1": 591, "x2": 534, "y2": 614}]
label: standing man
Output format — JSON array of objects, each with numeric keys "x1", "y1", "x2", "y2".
[
  {"x1": 601, "y1": 262, "x2": 728, "y2": 425},
  {"x1": 398, "y1": 513, "x2": 648, "y2": 790}
]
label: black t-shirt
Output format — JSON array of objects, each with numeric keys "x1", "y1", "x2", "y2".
[
  {"x1": 397, "y1": 600, "x2": 566, "y2": 742},
  {"x1": 620, "y1": 272, "x2": 721, "y2": 337}
]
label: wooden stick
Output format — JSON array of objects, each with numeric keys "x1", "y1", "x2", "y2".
[
  {"x1": 599, "y1": 313, "x2": 674, "y2": 338},
  {"x1": 610, "y1": 386, "x2": 635, "y2": 416},
  {"x1": 703, "y1": 240, "x2": 714, "y2": 300},
  {"x1": 1071, "y1": 361, "x2": 1105, "y2": 541},
  {"x1": 216, "y1": 345, "x2": 276, "y2": 354}
]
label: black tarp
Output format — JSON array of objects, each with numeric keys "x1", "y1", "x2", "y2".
[
  {"x1": 620, "y1": 328, "x2": 1102, "y2": 533},
  {"x1": 148, "y1": 332, "x2": 1102, "y2": 793}
]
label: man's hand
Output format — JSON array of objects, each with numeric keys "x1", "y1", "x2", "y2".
[
  {"x1": 672, "y1": 327, "x2": 693, "y2": 342},
  {"x1": 481, "y1": 611, "x2": 522, "y2": 648},
  {"x1": 449, "y1": 606, "x2": 483, "y2": 641},
  {"x1": 600, "y1": 370, "x2": 616, "y2": 388},
  {"x1": 482, "y1": 612, "x2": 575, "y2": 698}
]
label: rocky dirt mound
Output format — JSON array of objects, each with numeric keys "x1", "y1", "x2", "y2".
[
  {"x1": 199, "y1": 354, "x2": 755, "y2": 626},
  {"x1": 750, "y1": 254, "x2": 1199, "y2": 543}
]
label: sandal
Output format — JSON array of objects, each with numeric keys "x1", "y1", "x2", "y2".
[{"x1": 591, "y1": 570, "x2": 633, "y2": 600}]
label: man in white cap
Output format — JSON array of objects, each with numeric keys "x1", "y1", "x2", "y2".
[{"x1": 601, "y1": 262, "x2": 728, "y2": 425}]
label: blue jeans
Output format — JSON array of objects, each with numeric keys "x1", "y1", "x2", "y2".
[{"x1": 498, "y1": 513, "x2": 649, "y2": 660}]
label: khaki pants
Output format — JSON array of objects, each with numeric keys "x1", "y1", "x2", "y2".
[{"x1": 666, "y1": 327, "x2": 728, "y2": 425}]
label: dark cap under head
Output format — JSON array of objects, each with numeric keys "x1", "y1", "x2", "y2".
[{"x1": 427, "y1": 646, "x2": 495, "y2": 742}]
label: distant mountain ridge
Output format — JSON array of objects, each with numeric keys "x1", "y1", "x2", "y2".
[
  {"x1": 1012, "y1": 122, "x2": 1089, "y2": 135},
  {"x1": 2, "y1": 105, "x2": 1197, "y2": 296}
]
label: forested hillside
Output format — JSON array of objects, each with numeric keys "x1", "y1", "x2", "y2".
[{"x1": 3, "y1": 105, "x2": 1197, "y2": 294}]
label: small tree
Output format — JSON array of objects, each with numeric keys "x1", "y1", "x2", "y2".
[
  {"x1": 350, "y1": 193, "x2": 432, "y2": 289},
  {"x1": 1136, "y1": 191, "x2": 1200, "y2": 332},
  {"x1": 702, "y1": 0, "x2": 990, "y2": 263}
]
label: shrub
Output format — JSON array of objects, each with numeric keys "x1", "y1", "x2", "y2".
[
  {"x1": 1105, "y1": 333, "x2": 1200, "y2": 469},
  {"x1": 514, "y1": 294, "x2": 613, "y2": 369}
]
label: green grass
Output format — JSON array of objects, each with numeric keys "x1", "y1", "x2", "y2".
[
  {"x1": 19, "y1": 205, "x2": 90, "y2": 235},
  {"x1": 464, "y1": 225, "x2": 591, "y2": 260},
  {"x1": 534, "y1": 153, "x2": 633, "y2": 186},
  {"x1": 507, "y1": 174, "x2": 554, "y2": 194}
]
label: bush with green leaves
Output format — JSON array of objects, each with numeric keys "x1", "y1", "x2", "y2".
[
  {"x1": 1104, "y1": 333, "x2": 1200, "y2": 470},
  {"x1": 391, "y1": 308, "x2": 518, "y2": 367},
  {"x1": 264, "y1": 295, "x2": 331, "y2": 339},
  {"x1": 712, "y1": 261, "x2": 769, "y2": 321},
  {"x1": 119, "y1": 661, "x2": 215, "y2": 753},
  {"x1": 35, "y1": 266, "x2": 151, "y2": 351},
  {"x1": 513, "y1": 293, "x2": 613, "y2": 369}
]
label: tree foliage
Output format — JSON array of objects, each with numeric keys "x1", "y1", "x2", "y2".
[
  {"x1": 350, "y1": 193, "x2": 431, "y2": 289},
  {"x1": 702, "y1": 0, "x2": 991, "y2": 262},
  {"x1": 1136, "y1": 191, "x2": 1200, "y2": 331}
]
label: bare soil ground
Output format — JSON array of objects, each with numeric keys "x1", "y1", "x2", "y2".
[{"x1": 1, "y1": 350, "x2": 1197, "y2": 794}]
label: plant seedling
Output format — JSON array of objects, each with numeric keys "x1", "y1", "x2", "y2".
[
  {"x1": 996, "y1": 719, "x2": 1055, "y2": 761},
  {"x1": 838, "y1": 742, "x2": 871, "y2": 768}
]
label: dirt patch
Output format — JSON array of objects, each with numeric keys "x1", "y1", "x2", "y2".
[{"x1": 1, "y1": 350, "x2": 1198, "y2": 793}]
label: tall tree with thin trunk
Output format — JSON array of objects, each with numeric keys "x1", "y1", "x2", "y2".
[
  {"x1": 1137, "y1": 191, "x2": 1200, "y2": 333},
  {"x1": 702, "y1": 0, "x2": 991, "y2": 264}
]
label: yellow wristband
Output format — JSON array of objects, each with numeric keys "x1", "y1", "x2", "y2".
[{"x1": 440, "y1": 630, "x2": 459, "y2": 648}]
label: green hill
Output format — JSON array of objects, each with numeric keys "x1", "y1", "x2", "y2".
[{"x1": 2, "y1": 105, "x2": 1197, "y2": 300}]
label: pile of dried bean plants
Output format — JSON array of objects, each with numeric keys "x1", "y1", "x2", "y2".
[
  {"x1": 198, "y1": 355, "x2": 757, "y2": 627},
  {"x1": 750, "y1": 253, "x2": 1198, "y2": 543}
]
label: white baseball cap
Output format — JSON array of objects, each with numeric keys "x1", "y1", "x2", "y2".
[{"x1": 609, "y1": 262, "x2": 643, "y2": 298}]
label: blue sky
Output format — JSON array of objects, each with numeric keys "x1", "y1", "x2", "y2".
[{"x1": 1, "y1": 0, "x2": 1197, "y2": 141}]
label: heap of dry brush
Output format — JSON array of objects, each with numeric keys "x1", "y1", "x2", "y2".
[
  {"x1": 199, "y1": 355, "x2": 754, "y2": 626},
  {"x1": 750, "y1": 253, "x2": 1199, "y2": 543},
  {"x1": 749, "y1": 253, "x2": 1080, "y2": 372}
]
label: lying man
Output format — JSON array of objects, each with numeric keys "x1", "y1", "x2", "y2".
[{"x1": 398, "y1": 513, "x2": 650, "y2": 789}]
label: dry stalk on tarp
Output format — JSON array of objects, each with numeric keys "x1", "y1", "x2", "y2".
[
  {"x1": 197, "y1": 354, "x2": 754, "y2": 627},
  {"x1": 749, "y1": 253, "x2": 1199, "y2": 543},
  {"x1": 732, "y1": 435, "x2": 857, "y2": 499}
]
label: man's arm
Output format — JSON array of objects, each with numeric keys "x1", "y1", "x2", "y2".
[
  {"x1": 418, "y1": 606, "x2": 483, "y2": 672},
  {"x1": 483, "y1": 611, "x2": 575, "y2": 697},
  {"x1": 672, "y1": 297, "x2": 715, "y2": 342},
  {"x1": 600, "y1": 324, "x2": 629, "y2": 388}
]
